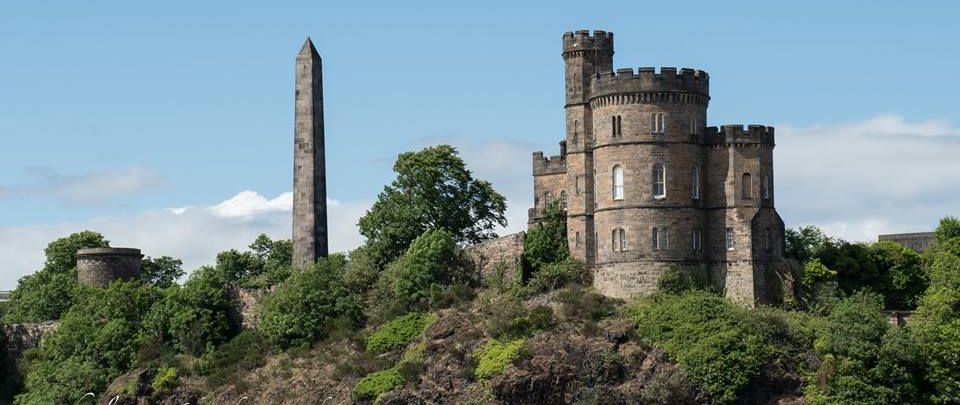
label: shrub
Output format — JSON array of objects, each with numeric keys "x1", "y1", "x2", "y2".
[
  {"x1": 151, "y1": 366, "x2": 178, "y2": 393},
  {"x1": 656, "y1": 266, "x2": 704, "y2": 294},
  {"x1": 527, "y1": 258, "x2": 588, "y2": 292},
  {"x1": 625, "y1": 291, "x2": 804, "y2": 403},
  {"x1": 473, "y1": 338, "x2": 526, "y2": 380},
  {"x1": 199, "y1": 330, "x2": 272, "y2": 387},
  {"x1": 935, "y1": 216, "x2": 960, "y2": 245},
  {"x1": 484, "y1": 296, "x2": 553, "y2": 340},
  {"x1": 524, "y1": 203, "x2": 568, "y2": 272},
  {"x1": 259, "y1": 254, "x2": 364, "y2": 348},
  {"x1": 367, "y1": 312, "x2": 436, "y2": 354},
  {"x1": 353, "y1": 367, "x2": 406, "y2": 402}
]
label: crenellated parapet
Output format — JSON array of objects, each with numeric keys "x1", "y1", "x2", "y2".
[
  {"x1": 705, "y1": 125, "x2": 775, "y2": 146},
  {"x1": 532, "y1": 151, "x2": 567, "y2": 176},
  {"x1": 589, "y1": 67, "x2": 709, "y2": 100},
  {"x1": 562, "y1": 30, "x2": 614, "y2": 57}
]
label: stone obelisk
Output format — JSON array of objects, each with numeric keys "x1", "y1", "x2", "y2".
[{"x1": 293, "y1": 37, "x2": 328, "y2": 268}]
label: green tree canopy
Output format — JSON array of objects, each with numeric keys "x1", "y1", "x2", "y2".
[
  {"x1": 358, "y1": 145, "x2": 507, "y2": 267},
  {"x1": 523, "y1": 203, "x2": 569, "y2": 273},
  {"x1": 2, "y1": 231, "x2": 109, "y2": 323},
  {"x1": 141, "y1": 256, "x2": 185, "y2": 289},
  {"x1": 935, "y1": 216, "x2": 960, "y2": 245}
]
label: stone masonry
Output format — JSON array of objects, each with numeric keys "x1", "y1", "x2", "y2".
[
  {"x1": 530, "y1": 30, "x2": 787, "y2": 306},
  {"x1": 879, "y1": 232, "x2": 936, "y2": 252},
  {"x1": 468, "y1": 232, "x2": 527, "y2": 284},
  {"x1": 293, "y1": 37, "x2": 329, "y2": 269},
  {"x1": 76, "y1": 247, "x2": 143, "y2": 288}
]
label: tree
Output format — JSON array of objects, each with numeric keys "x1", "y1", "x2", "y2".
[
  {"x1": 870, "y1": 241, "x2": 927, "y2": 309},
  {"x1": 2, "y1": 231, "x2": 110, "y2": 323},
  {"x1": 141, "y1": 256, "x2": 185, "y2": 289},
  {"x1": 358, "y1": 145, "x2": 507, "y2": 267},
  {"x1": 259, "y1": 255, "x2": 364, "y2": 348},
  {"x1": 389, "y1": 229, "x2": 471, "y2": 308},
  {"x1": 910, "y1": 240, "x2": 960, "y2": 403},
  {"x1": 935, "y1": 216, "x2": 960, "y2": 245},
  {"x1": 785, "y1": 226, "x2": 832, "y2": 264},
  {"x1": 523, "y1": 203, "x2": 569, "y2": 273},
  {"x1": 14, "y1": 282, "x2": 161, "y2": 404}
]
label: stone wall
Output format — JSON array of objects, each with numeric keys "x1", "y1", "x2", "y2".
[
  {"x1": 2, "y1": 321, "x2": 59, "y2": 385},
  {"x1": 878, "y1": 232, "x2": 936, "y2": 252},
  {"x1": 467, "y1": 232, "x2": 526, "y2": 284}
]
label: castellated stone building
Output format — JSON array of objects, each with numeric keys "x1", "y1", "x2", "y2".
[{"x1": 530, "y1": 30, "x2": 787, "y2": 306}]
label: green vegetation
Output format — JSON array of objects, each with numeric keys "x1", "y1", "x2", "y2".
[
  {"x1": 367, "y1": 312, "x2": 436, "y2": 354},
  {"x1": 258, "y1": 254, "x2": 364, "y2": 348},
  {"x1": 473, "y1": 338, "x2": 526, "y2": 380},
  {"x1": 353, "y1": 366, "x2": 406, "y2": 402},
  {"x1": 523, "y1": 203, "x2": 568, "y2": 272},
  {"x1": 358, "y1": 145, "x2": 507, "y2": 267},
  {"x1": 197, "y1": 330, "x2": 272, "y2": 388},
  {"x1": 2, "y1": 231, "x2": 108, "y2": 323},
  {"x1": 141, "y1": 256, "x2": 185, "y2": 289},
  {"x1": 151, "y1": 366, "x2": 178, "y2": 393}
]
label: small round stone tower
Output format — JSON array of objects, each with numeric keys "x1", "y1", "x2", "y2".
[{"x1": 76, "y1": 247, "x2": 143, "y2": 288}]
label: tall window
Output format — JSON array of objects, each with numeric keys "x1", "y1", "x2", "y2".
[
  {"x1": 611, "y1": 116, "x2": 622, "y2": 138},
  {"x1": 560, "y1": 191, "x2": 568, "y2": 211},
  {"x1": 620, "y1": 228, "x2": 627, "y2": 251},
  {"x1": 612, "y1": 229, "x2": 618, "y2": 252},
  {"x1": 742, "y1": 173, "x2": 752, "y2": 200},
  {"x1": 575, "y1": 175, "x2": 581, "y2": 195},
  {"x1": 726, "y1": 227, "x2": 735, "y2": 251},
  {"x1": 572, "y1": 120, "x2": 579, "y2": 145},
  {"x1": 544, "y1": 191, "x2": 552, "y2": 209},
  {"x1": 652, "y1": 163, "x2": 666, "y2": 198},
  {"x1": 612, "y1": 165, "x2": 624, "y2": 200},
  {"x1": 689, "y1": 117, "x2": 698, "y2": 135},
  {"x1": 692, "y1": 228, "x2": 702, "y2": 252},
  {"x1": 653, "y1": 227, "x2": 669, "y2": 250},
  {"x1": 575, "y1": 232, "x2": 581, "y2": 248},
  {"x1": 763, "y1": 174, "x2": 770, "y2": 200},
  {"x1": 691, "y1": 166, "x2": 700, "y2": 200},
  {"x1": 652, "y1": 112, "x2": 665, "y2": 135}
]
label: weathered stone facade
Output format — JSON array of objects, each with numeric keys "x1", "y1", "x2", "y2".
[
  {"x1": 879, "y1": 232, "x2": 935, "y2": 252},
  {"x1": 2, "y1": 321, "x2": 59, "y2": 385},
  {"x1": 76, "y1": 247, "x2": 143, "y2": 288},
  {"x1": 467, "y1": 232, "x2": 526, "y2": 283},
  {"x1": 531, "y1": 30, "x2": 786, "y2": 306},
  {"x1": 293, "y1": 37, "x2": 329, "y2": 269}
]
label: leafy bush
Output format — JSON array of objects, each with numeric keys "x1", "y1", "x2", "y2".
[
  {"x1": 259, "y1": 254, "x2": 364, "y2": 348},
  {"x1": 527, "y1": 258, "x2": 588, "y2": 293},
  {"x1": 484, "y1": 296, "x2": 553, "y2": 340},
  {"x1": 804, "y1": 292, "x2": 921, "y2": 405},
  {"x1": 140, "y1": 265, "x2": 238, "y2": 356},
  {"x1": 524, "y1": 203, "x2": 568, "y2": 272},
  {"x1": 353, "y1": 367, "x2": 406, "y2": 402},
  {"x1": 656, "y1": 266, "x2": 703, "y2": 294},
  {"x1": 198, "y1": 330, "x2": 272, "y2": 387},
  {"x1": 14, "y1": 282, "x2": 161, "y2": 404},
  {"x1": 801, "y1": 258, "x2": 837, "y2": 288},
  {"x1": 367, "y1": 312, "x2": 436, "y2": 354},
  {"x1": 870, "y1": 241, "x2": 926, "y2": 309},
  {"x1": 910, "y1": 239, "x2": 960, "y2": 403},
  {"x1": 625, "y1": 291, "x2": 805, "y2": 403},
  {"x1": 151, "y1": 366, "x2": 178, "y2": 393},
  {"x1": 2, "y1": 231, "x2": 109, "y2": 323},
  {"x1": 473, "y1": 338, "x2": 526, "y2": 380},
  {"x1": 141, "y1": 256, "x2": 185, "y2": 289},
  {"x1": 555, "y1": 286, "x2": 617, "y2": 323},
  {"x1": 935, "y1": 216, "x2": 960, "y2": 245}
]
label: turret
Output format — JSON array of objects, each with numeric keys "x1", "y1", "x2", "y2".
[{"x1": 562, "y1": 30, "x2": 614, "y2": 105}]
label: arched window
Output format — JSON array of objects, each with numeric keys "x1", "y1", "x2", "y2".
[
  {"x1": 742, "y1": 173, "x2": 752, "y2": 200},
  {"x1": 651, "y1": 112, "x2": 665, "y2": 135},
  {"x1": 612, "y1": 165, "x2": 624, "y2": 200},
  {"x1": 691, "y1": 166, "x2": 700, "y2": 200},
  {"x1": 612, "y1": 229, "x2": 618, "y2": 252},
  {"x1": 560, "y1": 191, "x2": 568, "y2": 211},
  {"x1": 652, "y1": 163, "x2": 666, "y2": 198},
  {"x1": 620, "y1": 228, "x2": 627, "y2": 251}
]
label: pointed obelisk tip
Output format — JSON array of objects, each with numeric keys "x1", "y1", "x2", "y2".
[{"x1": 298, "y1": 36, "x2": 320, "y2": 58}]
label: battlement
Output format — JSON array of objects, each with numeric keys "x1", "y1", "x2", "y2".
[
  {"x1": 590, "y1": 67, "x2": 709, "y2": 98},
  {"x1": 532, "y1": 151, "x2": 567, "y2": 176},
  {"x1": 562, "y1": 30, "x2": 614, "y2": 54},
  {"x1": 705, "y1": 125, "x2": 775, "y2": 145}
]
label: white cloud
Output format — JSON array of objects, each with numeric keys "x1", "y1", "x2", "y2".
[
  {"x1": 0, "y1": 191, "x2": 370, "y2": 290},
  {"x1": 777, "y1": 114, "x2": 960, "y2": 241},
  {"x1": 1, "y1": 166, "x2": 166, "y2": 205}
]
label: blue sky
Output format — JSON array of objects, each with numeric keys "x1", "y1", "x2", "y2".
[{"x1": 2, "y1": 1, "x2": 959, "y2": 288}]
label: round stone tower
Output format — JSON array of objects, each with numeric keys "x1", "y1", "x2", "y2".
[
  {"x1": 76, "y1": 247, "x2": 143, "y2": 288},
  {"x1": 589, "y1": 66, "x2": 711, "y2": 292}
]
